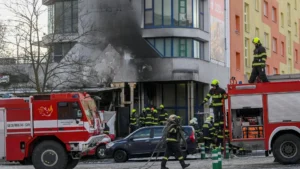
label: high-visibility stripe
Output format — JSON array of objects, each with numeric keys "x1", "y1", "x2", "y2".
[
  {"x1": 166, "y1": 138, "x2": 177, "y2": 142},
  {"x1": 163, "y1": 157, "x2": 168, "y2": 160},
  {"x1": 212, "y1": 103, "x2": 223, "y2": 106},
  {"x1": 262, "y1": 58, "x2": 266, "y2": 61},
  {"x1": 207, "y1": 94, "x2": 211, "y2": 97},
  {"x1": 252, "y1": 63, "x2": 265, "y2": 66},
  {"x1": 254, "y1": 53, "x2": 267, "y2": 57},
  {"x1": 178, "y1": 156, "x2": 184, "y2": 160}
]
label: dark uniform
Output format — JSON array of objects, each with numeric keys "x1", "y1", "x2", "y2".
[
  {"x1": 152, "y1": 109, "x2": 159, "y2": 125},
  {"x1": 104, "y1": 123, "x2": 110, "y2": 135},
  {"x1": 159, "y1": 105, "x2": 168, "y2": 125},
  {"x1": 130, "y1": 109, "x2": 137, "y2": 132},
  {"x1": 161, "y1": 115, "x2": 190, "y2": 169},
  {"x1": 202, "y1": 117, "x2": 215, "y2": 153},
  {"x1": 248, "y1": 37, "x2": 269, "y2": 83},
  {"x1": 139, "y1": 108, "x2": 146, "y2": 127},
  {"x1": 144, "y1": 107, "x2": 153, "y2": 126}
]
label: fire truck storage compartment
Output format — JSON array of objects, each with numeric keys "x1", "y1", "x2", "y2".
[
  {"x1": 0, "y1": 108, "x2": 5, "y2": 159},
  {"x1": 230, "y1": 94, "x2": 264, "y2": 139}
]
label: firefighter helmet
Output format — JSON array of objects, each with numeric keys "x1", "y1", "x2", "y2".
[
  {"x1": 252, "y1": 37, "x2": 260, "y2": 44},
  {"x1": 211, "y1": 79, "x2": 219, "y2": 86}
]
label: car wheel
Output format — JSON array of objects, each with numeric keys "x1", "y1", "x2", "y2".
[
  {"x1": 96, "y1": 145, "x2": 106, "y2": 159},
  {"x1": 273, "y1": 134, "x2": 300, "y2": 164},
  {"x1": 114, "y1": 150, "x2": 128, "y2": 163}
]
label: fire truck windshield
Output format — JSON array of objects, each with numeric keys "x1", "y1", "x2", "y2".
[{"x1": 81, "y1": 99, "x2": 97, "y2": 125}]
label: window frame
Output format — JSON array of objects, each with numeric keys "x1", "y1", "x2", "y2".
[
  {"x1": 264, "y1": 1, "x2": 268, "y2": 17},
  {"x1": 244, "y1": 38, "x2": 249, "y2": 67},
  {"x1": 57, "y1": 101, "x2": 81, "y2": 120},
  {"x1": 244, "y1": 3, "x2": 249, "y2": 33},
  {"x1": 272, "y1": 7, "x2": 276, "y2": 22},
  {"x1": 272, "y1": 37, "x2": 277, "y2": 53}
]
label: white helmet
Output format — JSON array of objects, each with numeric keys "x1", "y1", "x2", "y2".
[{"x1": 189, "y1": 117, "x2": 198, "y2": 124}]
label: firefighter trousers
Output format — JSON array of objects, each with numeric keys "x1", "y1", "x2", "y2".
[
  {"x1": 217, "y1": 137, "x2": 224, "y2": 152},
  {"x1": 161, "y1": 142, "x2": 187, "y2": 168},
  {"x1": 248, "y1": 66, "x2": 269, "y2": 83},
  {"x1": 204, "y1": 138, "x2": 212, "y2": 153},
  {"x1": 213, "y1": 106, "x2": 224, "y2": 130}
]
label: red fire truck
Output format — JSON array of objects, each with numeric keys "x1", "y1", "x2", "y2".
[
  {"x1": 225, "y1": 81, "x2": 300, "y2": 164},
  {"x1": 0, "y1": 92, "x2": 109, "y2": 169}
]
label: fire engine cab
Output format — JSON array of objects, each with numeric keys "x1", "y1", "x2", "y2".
[
  {"x1": 226, "y1": 81, "x2": 300, "y2": 164},
  {"x1": 0, "y1": 92, "x2": 109, "y2": 169}
]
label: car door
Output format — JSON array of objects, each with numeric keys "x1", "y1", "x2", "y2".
[
  {"x1": 150, "y1": 127, "x2": 164, "y2": 153},
  {"x1": 128, "y1": 128, "x2": 151, "y2": 155}
]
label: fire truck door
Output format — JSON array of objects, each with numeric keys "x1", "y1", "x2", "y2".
[{"x1": 0, "y1": 108, "x2": 6, "y2": 159}]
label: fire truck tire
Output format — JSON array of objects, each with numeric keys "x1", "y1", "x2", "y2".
[
  {"x1": 66, "y1": 158, "x2": 79, "y2": 169},
  {"x1": 273, "y1": 134, "x2": 300, "y2": 164},
  {"x1": 114, "y1": 150, "x2": 128, "y2": 163},
  {"x1": 96, "y1": 145, "x2": 106, "y2": 159},
  {"x1": 32, "y1": 141, "x2": 68, "y2": 169}
]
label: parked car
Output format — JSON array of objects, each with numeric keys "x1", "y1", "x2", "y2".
[{"x1": 105, "y1": 126, "x2": 198, "y2": 162}]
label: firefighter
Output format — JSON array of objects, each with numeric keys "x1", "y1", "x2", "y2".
[
  {"x1": 189, "y1": 117, "x2": 201, "y2": 143},
  {"x1": 152, "y1": 107, "x2": 159, "y2": 125},
  {"x1": 248, "y1": 37, "x2": 269, "y2": 83},
  {"x1": 161, "y1": 115, "x2": 190, "y2": 169},
  {"x1": 139, "y1": 108, "x2": 146, "y2": 127},
  {"x1": 159, "y1": 104, "x2": 168, "y2": 125},
  {"x1": 144, "y1": 107, "x2": 153, "y2": 126},
  {"x1": 104, "y1": 123, "x2": 110, "y2": 135},
  {"x1": 202, "y1": 116, "x2": 214, "y2": 153},
  {"x1": 202, "y1": 79, "x2": 227, "y2": 131},
  {"x1": 130, "y1": 109, "x2": 137, "y2": 133}
]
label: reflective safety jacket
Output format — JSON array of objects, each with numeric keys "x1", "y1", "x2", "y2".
[
  {"x1": 159, "y1": 109, "x2": 168, "y2": 125},
  {"x1": 202, "y1": 122, "x2": 214, "y2": 140},
  {"x1": 203, "y1": 87, "x2": 227, "y2": 107},
  {"x1": 144, "y1": 108, "x2": 153, "y2": 125},
  {"x1": 139, "y1": 109, "x2": 146, "y2": 126},
  {"x1": 166, "y1": 125, "x2": 182, "y2": 143},
  {"x1": 252, "y1": 44, "x2": 267, "y2": 67},
  {"x1": 130, "y1": 111, "x2": 137, "y2": 126},
  {"x1": 152, "y1": 109, "x2": 159, "y2": 125}
]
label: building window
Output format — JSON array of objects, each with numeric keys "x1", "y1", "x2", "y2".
[
  {"x1": 236, "y1": 52, "x2": 240, "y2": 71},
  {"x1": 53, "y1": 42, "x2": 76, "y2": 62},
  {"x1": 147, "y1": 38, "x2": 205, "y2": 59},
  {"x1": 280, "y1": 12, "x2": 284, "y2": 28},
  {"x1": 288, "y1": 58, "x2": 292, "y2": 73},
  {"x1": 281, "y1": 41, "x2": 285, "y2": 56},
  {"x1": 235, "y1": 15, "x2": 240, "y2": 32},
  {"x1": 255, "y1": 27, "x2": 259, "y2": 37},
  {"x1": 244, "y1": 3, "x2": 249, "y2": 32},
  {"x1": 245, "y1": 38, "x2": 249, "y2": 67},
  {"x1": 288, "y1": 31, "x2": 291, "y2": 54},
  {"x1": 144, "y1": 0, "x2": 204, "y2": 29},
  {"x1": 272, "y1": 7, "x2": 276, "y2": 22},
  {"x1": 255, "y1": 0, "x2": 259, "y2": 11},
  {"x1": 264, "y1": 1, "x2": 268, "y2": 17},
  {"x1": 296, "y1": 49, "x2": 299, "y2": 63},
  {"x1": 295, "y1": 22, "x2": 298, "y2": 36},
  {"x1": 48, "y1": 0, "x2": 78, "y2": 34},
  {"x1": 272, "y1": 37, "x2": 277, "y2": 53},
  {"x1": 273, "y1": 67, "x2": 278, "y2": 75},
  {"x1": 57, "y1": 102, "x2": 80, "y2": 120},
  {"x1": 264, "y1": 32, "x2": 269, "y2": 49},
  {"x1": 287, "y1": 3, "x2": 291, "y2": 26}
]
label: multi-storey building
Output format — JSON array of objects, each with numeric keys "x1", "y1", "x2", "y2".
[
  {"x1": 230, "y1": 0, "x2": 300, "y2": 83},
  {"x1": 41, "y1": 0, "x2": 230, "y2": 124}
]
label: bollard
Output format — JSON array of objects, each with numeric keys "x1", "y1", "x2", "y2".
[
  {"x1": 200, "y1": 143, "x2": 206, "y2": 159},
  {"x1": 225, "y1": 142, "x2": 229, "y2": 159},
  {"x1": 212, "y1": 149, "x2": 218, "y2": 169},
  {"x1": 218, "y1": 147, "x2": 222, "y2": 169}
]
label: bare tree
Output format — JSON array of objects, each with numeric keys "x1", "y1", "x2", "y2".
[{"x1": 0, "y1": 0, "x2": 100, "y2": 93}]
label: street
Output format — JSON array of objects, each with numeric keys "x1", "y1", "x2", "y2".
[{"x1": 1, "y1": 156, "x2": 300, "y2": 169}]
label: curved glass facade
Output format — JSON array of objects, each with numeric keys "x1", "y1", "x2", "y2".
[
  {"x1": 147, "y1": 38, "x2": 205, "y2": 59},
  {"x1": 144, "y1": 0, "x2": 204, "y2": 29}
]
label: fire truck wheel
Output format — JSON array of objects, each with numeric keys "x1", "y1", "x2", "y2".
[
  {"x1": 66, "y1": 158, "x2": 79, "y2": 169},
  {"x1": 32, "y1": 141, "x2": 68, "y2": 169},
  {"x1": 114, "y1": 150, "x2": 128, "y2": 163},
  {"x1": 96, "y1": 145, "x2": 106, "y2": 159},
  {"x1": 273, "y1": 134, "x2": 300, "y2": 164}
]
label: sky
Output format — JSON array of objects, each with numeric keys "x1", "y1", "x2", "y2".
[{"x1": 0, "y1": 0, "x2": 48, "y2": 56}]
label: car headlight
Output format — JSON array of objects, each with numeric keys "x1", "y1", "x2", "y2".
[{"x1": 106, "y1": 142, "x2": 114, "y2": 149}]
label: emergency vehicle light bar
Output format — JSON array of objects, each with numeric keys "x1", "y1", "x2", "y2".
[{"x1": 235, "y1": 85, "x2": 256, "y2": 90}]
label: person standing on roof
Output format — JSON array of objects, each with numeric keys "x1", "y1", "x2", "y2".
[
  {"x1": 130, "y1": 109, "x2": 137, "y2": 133},
  {"x1": 161, "y1": 115, "x2": 190, "y2": 169},
  {"x1": 248, "y1": 37, "x2": 269, "y2": 83},
  {"x1": 159, "y1": 104, "x2": 168, "y2": 125}
]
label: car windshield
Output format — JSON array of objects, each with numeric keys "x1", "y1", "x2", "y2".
[{"x1": 81, "y1": 99, "x2": 97, "y2": 123}]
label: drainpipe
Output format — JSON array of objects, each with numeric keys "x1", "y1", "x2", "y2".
[
  {"x1": 128, "y1": 83, "x2": 136, "y2": 112},
  {"x1": 191, "y1": 81, "x2": 194, "y2": 119}
]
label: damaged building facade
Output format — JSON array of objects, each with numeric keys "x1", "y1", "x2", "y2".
[{"x1": 34, "y1": 0, "x2": 230, "y2": 124}]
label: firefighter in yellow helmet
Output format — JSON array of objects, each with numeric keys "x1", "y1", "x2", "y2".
[
  {"x1": 202, "y1": 79, "x2": 227, "y2": 150},
  {"x1": 130, "y1": 109, "x2": 137, "y2": 132},
  {"x1": 248, "y1": 37, "x2": 269, "y2": 83},
  {"x1": 159, "y1": 104, "x2": 168, "y2": 125}
]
